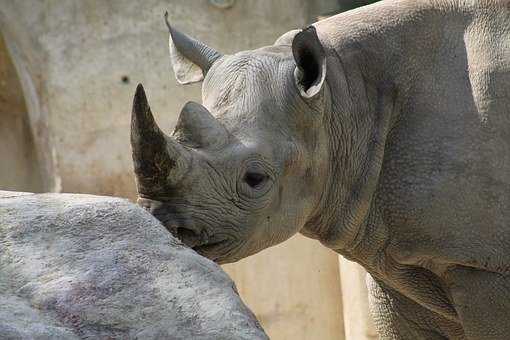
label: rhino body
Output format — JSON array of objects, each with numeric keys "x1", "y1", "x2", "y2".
[
  {"x1": 132, "y1": 0, "x2": 510, "y2": 338},
  {"x1": 0, "y1": 191, "x2": 267, "y2": 339}
]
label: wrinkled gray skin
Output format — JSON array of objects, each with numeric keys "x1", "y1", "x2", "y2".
[
  {"x1": 0, "y1": 191, "x2": 267, "y2": 340},
  {"x1": 132, "y1": 1, "x2": 510, "y2": 339}
]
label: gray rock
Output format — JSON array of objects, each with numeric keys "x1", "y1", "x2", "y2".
[{"x1": 0, "y1": 191, "x2": 267, "y2": 339}]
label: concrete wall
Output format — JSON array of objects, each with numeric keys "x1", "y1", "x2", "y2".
[
  {"x1": 0, "y1": 32, "x2": 43, "y2": 192},
  {"x1": 340, "y1": 258, "x2": 378, "y2": 340},
  {"x1": 0, "y1": 1, "x2": 358, "y2": 339},
  {"x1": 224, "y1": 236, "x2": 344, "y2": 340},
  {"x1": 0, "y1": 1, "x2": 383, "y2": 339}
]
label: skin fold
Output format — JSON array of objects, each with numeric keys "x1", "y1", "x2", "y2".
[{"x1": 131, "y1": 1, "x2": 510, "y2": 338}]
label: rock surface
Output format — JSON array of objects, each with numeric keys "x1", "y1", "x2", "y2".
[{"x1": 0, "y1": 191, "x2": 267, "y2": 339}]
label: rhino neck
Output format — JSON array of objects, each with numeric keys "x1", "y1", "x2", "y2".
[
  {"x1": 301, "y1": 77, "x2": 397, "y2": 258},
  {"x1": 302, "y1": 0, "x2": 472, "y2": 259},
  {"x1": 302, "y1": 1, "x2": 423, "y2": 256}
]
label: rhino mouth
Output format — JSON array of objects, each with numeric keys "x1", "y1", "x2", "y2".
[
  {"x1": 172, "y1": 224, "x2": 230, "y2": 258},
  {"x1": 177, "y1": 229, "x2": 232, "y2": 263},
  {"x1": 192, "y1": 239, "x2": 231, "y2": 261},
  {"x1": 137, "y1": 197, "x2": 232, "y2": 262}
]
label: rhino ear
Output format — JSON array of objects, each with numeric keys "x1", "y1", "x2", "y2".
[
  {"x1": 165, "y1": 12, "x2": 222, "y2": 85},
  {"x1": 292, "y1": 26, "x2": 326, "y2": 99}
]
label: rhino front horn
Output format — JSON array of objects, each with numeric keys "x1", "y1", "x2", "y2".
[{"x1": 131, "y1": 84, "x2": 190, "y2": 194}]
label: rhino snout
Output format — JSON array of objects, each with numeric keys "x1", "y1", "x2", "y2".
[{"x1": 137, "y1": 197, "x2": 223, "y2": 253}]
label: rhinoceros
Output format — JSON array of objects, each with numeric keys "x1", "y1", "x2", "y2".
[{"x1": 131, "y1": 0, "x2": 510, "y2": 339}]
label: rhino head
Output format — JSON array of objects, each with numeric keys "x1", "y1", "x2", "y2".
[{"x1": 131, "y1": 15, "x2": 333, "y2": 264}]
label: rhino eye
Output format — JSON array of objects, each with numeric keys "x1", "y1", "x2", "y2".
[{"x1": 244, "y1": 172, "x2": 268, "y2": 189}]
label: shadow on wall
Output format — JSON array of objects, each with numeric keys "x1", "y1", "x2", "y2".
[
  {"x1": 338, "y1": 0, "x2": 381, "y2": 12},
  {"x1": 0, "y1": 31, "x2": 43, "y2": 192},
  {"x1": 317, "y1": 1, "x2": 381, "y2": 22}
]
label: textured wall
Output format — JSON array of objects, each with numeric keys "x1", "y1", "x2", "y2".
[{"x1": 0, "y1": 1, "x2": 351, "y2": 339}]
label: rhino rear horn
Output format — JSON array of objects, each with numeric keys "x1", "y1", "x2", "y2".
[
  {"x1": 165, "y1": 12, "x2": 222, "y2": 85},
  {"x1": 131, "y1": 84, "x2": 190, "y2": 193},
  {"x1": 173, "y1": 101, "x2": 230, "y2": 149}
]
